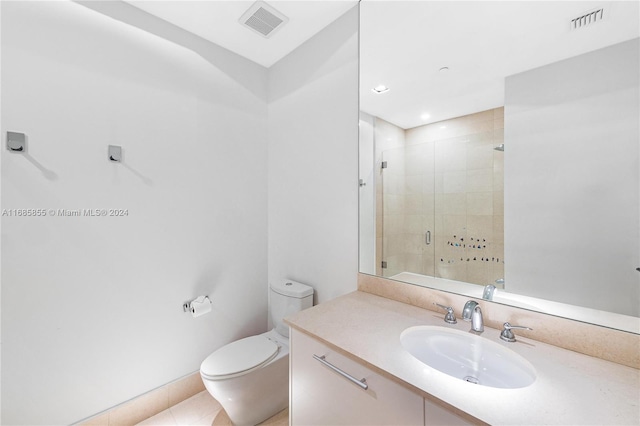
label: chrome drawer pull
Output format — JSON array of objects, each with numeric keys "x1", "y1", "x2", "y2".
[{"x1": 313, "y1": 354, "x2": 369, "y2": 390}]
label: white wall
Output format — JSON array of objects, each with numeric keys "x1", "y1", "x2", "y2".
[
  {"x1": 267, "y1": 7, "x2": 359, "y2": 304},
  {"x1": 504, "y1": 39, "x2": 639, "y2": 316},
  {"x1": 1, "y1": 2, "x2": 268, "y2": 424}
]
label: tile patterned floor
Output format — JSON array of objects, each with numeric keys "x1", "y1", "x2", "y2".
[
  {"x1": 211, "y1": 406, "x2": 288, "y2": 426},
  {"x1": 136, "y1": 391, "x2": 221, "y2": 426},
  {"x1": 135, "y1": 391, "x2": 288, "y2": 426}
]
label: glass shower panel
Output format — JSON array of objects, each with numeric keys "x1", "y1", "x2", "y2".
[{"x1": 380, "y1": 142, "x2": 435, "y2": 278}]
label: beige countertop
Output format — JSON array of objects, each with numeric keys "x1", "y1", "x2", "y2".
[{"x1": 285, "y1": 291, "x2": 640, "y2": 425}]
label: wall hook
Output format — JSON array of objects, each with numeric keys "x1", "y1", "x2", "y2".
[
  {"x1": 7, "y1": 131, "x2": 26, "y2": 153},
  {"x1": 108, "y1": 145, "x2": 122, "y2": 162}
]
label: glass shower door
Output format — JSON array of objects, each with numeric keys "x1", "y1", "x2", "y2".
[{"x1": 380, "y1": 143, "x2": 435, "y2": 278}]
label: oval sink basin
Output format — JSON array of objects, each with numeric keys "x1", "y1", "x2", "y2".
[{"x1": 400, "y1": 326, "x2": 536, "y2": 389}]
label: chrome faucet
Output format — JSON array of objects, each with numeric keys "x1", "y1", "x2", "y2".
[
  {"x1": 462, "y1": 300, "x2": 478, "y2": 321},
  {"x1": 471, "y1": 305, "x2": 484, "y2": 333},
  {"x1": 482, "y1": 284, "x2": 496, "y2": 301},
  {"x1": 462, "y1": 300, "x2": 484, "y2": 333}
]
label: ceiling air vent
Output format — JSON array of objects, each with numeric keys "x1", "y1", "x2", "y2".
[
  {"x1": 570, "y1": 8, "x2": 605, "y2": 30},
  {"x1": 239, "y1": 1, "x2": 289, "y2": 38}
]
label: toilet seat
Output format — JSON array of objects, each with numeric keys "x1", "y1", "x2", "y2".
[{"x1": 201, "y1": 335, "x2": 279, "y2": 381}]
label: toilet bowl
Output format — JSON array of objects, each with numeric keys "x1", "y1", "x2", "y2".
[{"x1": 200, "y1": 280, "x2": 313, "y2": 425}]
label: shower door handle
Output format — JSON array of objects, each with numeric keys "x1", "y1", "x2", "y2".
[{"x1": 425, "y1": 231, "x2": 431, "y2": 245}]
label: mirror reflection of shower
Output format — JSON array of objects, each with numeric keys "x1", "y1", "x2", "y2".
[{"x1": 372, "y1": 108, "x2": 505, "y2": 288}]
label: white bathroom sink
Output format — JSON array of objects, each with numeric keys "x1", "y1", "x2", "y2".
[{"x1": 400, "y1": 326, "x2": 536, "y2": 389}]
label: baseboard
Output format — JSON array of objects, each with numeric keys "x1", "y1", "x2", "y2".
[{"x1": 76, "y1": 371, "x2": 206, "y2": 426}]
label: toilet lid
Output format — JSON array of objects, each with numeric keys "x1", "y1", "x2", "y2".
[{"x1": 201, "y1": 335, "x2": 279, "y2": 379}]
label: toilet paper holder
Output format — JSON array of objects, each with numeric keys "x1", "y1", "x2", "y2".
[{"x1": 182, "y1": 295, "x2": 211, "y2": 313}]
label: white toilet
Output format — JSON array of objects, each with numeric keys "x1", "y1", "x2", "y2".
[{"x1": 200, "y1": 280, "x2": 313, "y2": 425}]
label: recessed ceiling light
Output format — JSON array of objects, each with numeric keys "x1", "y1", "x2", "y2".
[
  {"x1": 421, "y1": 113, "x2": 431, "y2": 120},
  {"x1": 439, "y1": 67, "x2": 450, "y2": 73},
  {"x1": 372, "y1": 85, "x2": 390, "y2": 94}
]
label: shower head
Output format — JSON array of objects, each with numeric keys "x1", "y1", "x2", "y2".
[{"x1": 494, "y1": 144, "x2": 504, "y2": 152}]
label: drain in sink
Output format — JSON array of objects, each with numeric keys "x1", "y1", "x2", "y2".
[{"x1": 464, "y1": 376, "x2": 480, "y2": 384}]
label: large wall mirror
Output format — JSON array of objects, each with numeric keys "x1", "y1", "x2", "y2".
[{"x1": 358, "y1": 1, "x2": 639, "y2": 333}]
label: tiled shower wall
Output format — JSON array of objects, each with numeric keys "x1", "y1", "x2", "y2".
[{"x1": 375, "y1": 108, "x2": 504, "y2": 286}]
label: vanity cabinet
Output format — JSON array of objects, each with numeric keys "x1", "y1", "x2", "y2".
[
  {"x1": 290, "y1": 328, "x2": 478, "y2": 425},
  {"x1": 290, "y1": 328, "x2": 424, "y2": 425}
]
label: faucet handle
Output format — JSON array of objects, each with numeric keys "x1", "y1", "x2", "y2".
[
  {"x1": 500, "y1": 322, "x2": 533, "y2": 342},
  {"x1": 433, "y1": 303, "x2": 457, "y2": 324}
]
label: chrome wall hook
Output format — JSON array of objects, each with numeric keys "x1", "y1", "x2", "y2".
[
  {"x1": 108, "y1": 145, "x2": 122, "y2": 162},
  {"x1": 7, "y1": 131, "x2": 26, "y2": 153}
]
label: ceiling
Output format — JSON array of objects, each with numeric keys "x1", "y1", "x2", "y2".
[
  {"x1": 360, "y1": 1, "x2": 640, "y2": 129},
  {"x1": 125, "y1": 0, "x2": 357, "y2": 68}
]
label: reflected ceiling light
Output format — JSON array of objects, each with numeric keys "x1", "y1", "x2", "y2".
[
  {"x1": 440, "y1": 125, "x2": 447, "y2": 129},
  {"x1": 421, "y1": 113, "x2": 431, "y2": 120},
  {"x1": 372, "y1": 85, "x2": 389, "y2": 94}
]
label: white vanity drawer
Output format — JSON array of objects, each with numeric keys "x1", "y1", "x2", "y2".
[{"x1": 290, "y1": 328, "x2": 424, "y2": 425}]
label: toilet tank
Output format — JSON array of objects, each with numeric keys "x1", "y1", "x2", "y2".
[{"x1": 270, "y1": 280, "x2": 314, "y2": 338}]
